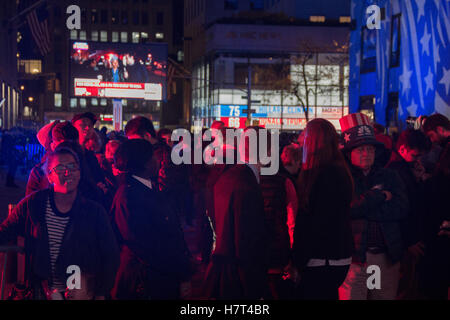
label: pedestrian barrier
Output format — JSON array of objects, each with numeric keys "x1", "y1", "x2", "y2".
[
  {"x1": 0, "y1": 204, "x2": 25, "y2": 300},
  {"x1": 0, "y1": 245, "x2": 24, "y2": 300}
]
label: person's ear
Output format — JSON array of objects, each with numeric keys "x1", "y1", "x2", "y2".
[{"x1": 398, "y1": 145, "x2": 407, "y2": 157}]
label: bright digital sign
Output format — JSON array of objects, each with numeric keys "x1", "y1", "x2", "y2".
[{"x1": 70, "y1": 41, "x2": 168, "y2": 101}]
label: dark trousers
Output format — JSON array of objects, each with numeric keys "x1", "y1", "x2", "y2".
[
  {"x1": 267, "y1": 273, "x2": 296, "y2": 300},
  {"x1": 296, "y1": 264, "x2": 350, "y2": 300}
]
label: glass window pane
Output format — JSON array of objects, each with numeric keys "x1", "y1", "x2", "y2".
[
  {"x1": 80, "y1": 98, "x2": 86, "y2": 108},
  {"x1": 79, "y1": 30, "x2": 87, "y2": 40},
  {"x1": 91, "y1": 30, "x2": 98, "y2": 41},
  {"x1": 100, "y1": 31, "x2": 108, "y2": 42},
  {"x1": 121, "y1": 32, "x2": 128, "y2": 43},
  {"x1": 132, "y1": 32, "x2": 140, "y2": 43},
  {"x1": 54, "y1": 93, "x2": 62, "y2": 107},
  {"x1": 70, "y1": 98, "x2": 77, "y2": 108},
  {"x1": 112, "y1": 32, "x2": 119, "y2": 42},
  {"x1": 70, "y1": 30, "x2": 77, "y2": 40}
]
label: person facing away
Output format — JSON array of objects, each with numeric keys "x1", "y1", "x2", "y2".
[
  {"x1": 290, "y1": 118, "x2": 354, "y2": 300},
  {"x1": 0, "y1": 146, "x2": 120, "y2": 299},
  {"x1": 110, "y1": 139, "x2": 191, "y2": 300},
  {"x1": 124, "y1": 116, "x2": 173, "y2": 192},
  {"x1": 338, "y1": 113, "x2": 409, "y2": 300},
  {"x1": 203, "y1": 126, "x2": 269, "y2": 300}
]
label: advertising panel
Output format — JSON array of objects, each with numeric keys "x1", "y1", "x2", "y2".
[{"x1": 70, "y1": 41, "x2": 167, "y2": 100}]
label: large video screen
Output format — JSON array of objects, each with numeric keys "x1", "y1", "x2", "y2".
[{"x1": 70, "y1": 41, "x2": 168, "y2": 101}]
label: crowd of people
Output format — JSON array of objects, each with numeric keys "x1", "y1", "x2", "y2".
[{"x1": 0, "y1": 111, "x2": 448, "y2": 300}]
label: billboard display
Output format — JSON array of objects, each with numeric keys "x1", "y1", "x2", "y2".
[
  {"x1": 70, "y1": 41, "x2": 168, "y2": 101},
  {"x1": 215, "y1": 104, "x2": 348, "y2": 130}
]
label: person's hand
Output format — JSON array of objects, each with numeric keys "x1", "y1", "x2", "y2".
[
  {"x1": 438, "y1": 221, "x2": 450, "y2": 237},
  {"x1": 97, "y1": 182, "x2": 108, "y2": 194},
  {"x1": 408, "y1": 241, "x2": 425, "y2": 260},
  {"x1": 282, "y1": 262, "x2": 300, "y2": 284},
  {"x1": 381, "y1": 190, "x2": 392, "y2": 201},
  {"x1": 180, "y1": 281, "x2": 192, "y2": 299}
]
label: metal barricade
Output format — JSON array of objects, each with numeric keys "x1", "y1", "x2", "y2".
[{"x1": 0, "y1": 204, "x2": 24, "y2": 300}]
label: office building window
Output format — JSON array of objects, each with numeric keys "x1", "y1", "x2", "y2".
[
  {"x1": 156, "y1": 12, "x2": 164, "y2": 25},
  {"x1": 131, "y1": 32, "x2": 139, "y2": 43},
  {"x1": 155, "y1": 32, "x2": 164, "y2": 39},
  {"x1": 54, "y1": 93, "x2": 62, "y2": 107},
  {"x1": 70, "y1": 30, "x2": 77, "y2": 40},
  {"x1": 79, "y1": 30, "x2": 87, "y2": 40},
  {"x1": 361, "y1": 26, "x2": 377, "y2": 73},
  {"x1": 142, "y1": 12, "x2": 149, "y2": 25},
  {"x1": 359, "y1": 95, "x2": 375, "y2": 121},
  {"x1": 121, "y1": 32, "x2": 128, "y2": 42},
  {"x1": 122, "y1": 99, "x2": 127, "y2": 106},
  {"x1": 100, "y1": 98, "x2": 107, "y2": 106},
  {"x1": 91, "y1": 30, "x2": 99, "y2": 41},
  {"x1": 91, "y1": 98, "x2": 98, "y2": 106},
  {"x1": 132, "y1": 11, "x2": 139, "y2": 25},
  {"x1": 132, "y1": 32, "x2": 140, "y2": 43},
  {"x1": 112, "y1": 10, "x2": 119, "y2": 24},
  {"x1": 121, "y1": 11, "x2": 128, "y2": 25},
  {"x1": 310, "y1": 16, "x2": 325, "y2": 22},
  {"x1": 339, "y1": 16, "x2": 351, "y2": 23},
  {"x1": 70, "y1": 98, "x2": 77, "y2": 108},
  {"x1": 100, "y1": 31, "x2": 108, "y2": 42},
  {"x1": 177, "y1": 50, "x2": 184, "y2": 62},
  {"x1": 224, "y1": 0, "x2": 238, "y2": 10},
  {"x1": 100, "y1": 10, "x2": 107, "y2": 24},
  {"x1": 91, "y1": 9, "x2": 98, "y2": 24},
  {"x1": 81, "y1": 9, "x2": 87, "y2": 24},
  {"x1": 390, "y1": 14, "x2": 401, "y2": 68},
  {"x1": 112, "y1": 32, "x2": 119, "y2": 42},
  {"x1": 80, "y1": 98, "x2": 87, "y2": 108},
  {"x1": 250, "y1": 0, "x2": 263, "y2": 10}
]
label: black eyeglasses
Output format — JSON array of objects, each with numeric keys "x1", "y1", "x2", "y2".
[{"x1": 49, "y1": 163, "x2": 80, "y2": 174}]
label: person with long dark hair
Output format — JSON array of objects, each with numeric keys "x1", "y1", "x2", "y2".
[{"x1": 291, "y1": 118, "x2": 354, "y2": 300}]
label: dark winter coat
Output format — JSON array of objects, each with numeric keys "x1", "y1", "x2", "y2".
[
  {"x1": 349, "y1": 163, "x2": 409, "y2": 264},
  {"x1": 110, "y1": 174, "x2": 191, "y2": 299},
  {"x1": 386, "y1": 152, "x2": 426, "y2": 247},
  {"x1": 203, "y1": 165, "x2": 268, "y2": 300},
  {"x1": 0, "y1": 188, "x2": 120, "y2": 297},
  {"x1": 292, "y1": 165, "x2": 354, "y2": 270},
  {"x1": 260, "y1": 173, "x2": 291, "y2": 269}
]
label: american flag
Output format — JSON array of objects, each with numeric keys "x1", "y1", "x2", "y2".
[{"x1": 26, "y1": 5, "x2": 51, "y2": 56}]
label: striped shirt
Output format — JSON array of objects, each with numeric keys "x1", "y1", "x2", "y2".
[{"x1": 45, "y1": 196, "x2": 71, "y2": 291}]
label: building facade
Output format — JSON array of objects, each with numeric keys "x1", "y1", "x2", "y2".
[
  {"x1": 0, "y1": 0, "x2": 20, "y2": 130},
  {"x1": 184, "y1": 0, "x2": 352, "y2": 131},
  {"x1": 349, "y1": 0, "x2": 450, "y2": 130},
  {"x1": 17, "y1": 0, "x2": 184, "y2": 130}
]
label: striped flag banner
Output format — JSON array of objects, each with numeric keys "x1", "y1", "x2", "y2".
[{"x1": 26, "y1": 5, "x2": 51, "y2": 56}]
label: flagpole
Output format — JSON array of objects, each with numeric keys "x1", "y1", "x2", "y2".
[{"x1": 8, "y1": 0, "x2": 46, "y2": 24}]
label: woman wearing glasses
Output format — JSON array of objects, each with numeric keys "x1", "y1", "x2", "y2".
[{"x1": 0, "y1": 146, "x2": 120, "y2": 300}]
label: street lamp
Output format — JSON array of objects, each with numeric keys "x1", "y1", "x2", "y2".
[{"x1": 28, "y1": 97, "x2": 34, "y2": 102}]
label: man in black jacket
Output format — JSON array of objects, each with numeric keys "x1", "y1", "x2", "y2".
[
  {"x1": 110, "y1": 139, "x2": 191, "y2": 299},
  {"x1": 338, "y1": 113, "x2": 409, "y2": 300},
  {"x1": 386, "y1": 129, "x2": 430, "y2": 299}
]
